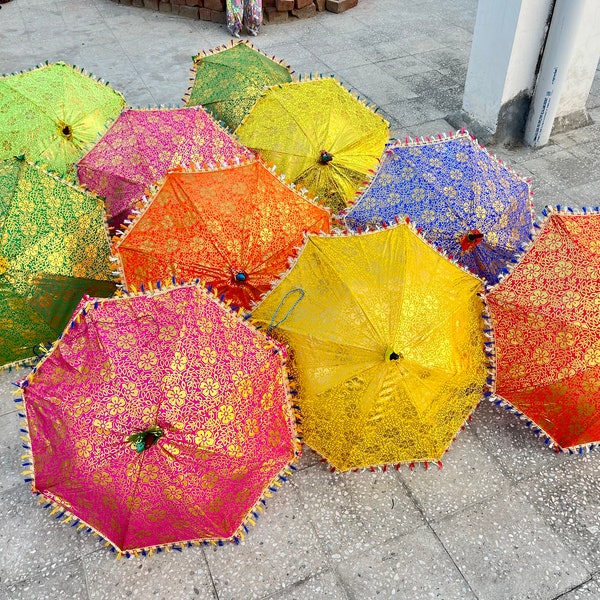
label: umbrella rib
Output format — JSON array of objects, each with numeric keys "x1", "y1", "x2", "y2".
[
  {"x1": 268, "y1": 92, "x2": 318, "y2": 156},
  {"x1": 310, "y1": 241, "x2": 386, "y2": 348}
]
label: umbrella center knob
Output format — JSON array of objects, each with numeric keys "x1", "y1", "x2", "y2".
[
  {"x1": 385, "y1": 347, "x2": 403, "y2": 362},
  {"x1": 58, "y1": 122, "x2": 73, "y2": 140},
  {"x1": 318, "y1": 150, "x2": 334, "y2": 165},
  {"x1": 127, "y1": 425, "x2": 163, "y2": 453},
  {"x1": 459, "y1": 229, "x2": 484, "y2": 252},
  {"x1": 235, "y1": 271, "x2": 248, "y2": 283}
]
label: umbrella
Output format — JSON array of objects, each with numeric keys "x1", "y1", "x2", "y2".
[
  {"x1": 0, "y1": 156, "x2": 117, "y2": 368},
  {"x1": 76, "y1": 106, "x2": 253, "y2": 232},
  {"x1": 183, "y1": 40, "x2": 292, "y2": 132},
  {"x1": 486, "y1": 207, "x2": 600, "y2": 452},
  {"x1": 251, "y1": 222, "x2": 490, "y2": 471},
  {"x1": 235, "y1": 77, "x2": 390, "y2": 214},
  {"x1": 18, "y1": 283, "x2": 299, "y2": 555},
  {"x1": 0, "y1": 61, "x2": 125, "y2": 177},
  {"x1": 113, "y1": 159, "x2": 330, "y2": 310},
  {"x1": 344, "y1": 131, "x2": 534, "y2": 285}
]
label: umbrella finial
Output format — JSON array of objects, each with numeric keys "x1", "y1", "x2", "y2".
[
  {"x1": 318, "y1": 150, "x2": 334, "y2": 165},
  {"x1": 127, "y1": 425, "x2": 163, "y2": 453},
  {"x1": 460, "y1": 230, "x2": 484, "y2": 252}
]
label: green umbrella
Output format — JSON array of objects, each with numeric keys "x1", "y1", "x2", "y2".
[
  {"x1": 0, "y1": 157, "x2": 117, "y2": 367},
  {"x1": 183, "y1": 40, "x2": 292, "y2": 131},
  {"x1": 0, "y1": 61, "x2": 125, "y2": 177}
]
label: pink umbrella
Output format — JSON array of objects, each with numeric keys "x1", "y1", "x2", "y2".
[
  {"x1": 18, "y1": 283, "x2": 299, "y2": 556},
  {"x1": 76, "y1": 106, "x2": 253, "y2": 232}
]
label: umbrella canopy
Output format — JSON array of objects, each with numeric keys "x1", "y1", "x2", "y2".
[
  {"x1": 183, "y1": 40, "x2": 292, "y2": 132},
  {"x1": 251, "y1": 223, "x2": 489, "y2": 471},
  {"x1": 344, "y1": 132, "x2": 534, "y2": 285},
  {"x1": 19, "y1": 283, "x2": 299, "y2": 555},
  {"x1": 76, "y1": 106, "x2": 253, "y2": 232},
  {"x1": 487, "y1": 208, "x2": 600, "y2": 451},
  {"x1": 0, "y1": 61, "x2": 126, "y2": 177},
  {"x1": 114, "y1": 159, "x2": 330, "y2": 310},
  {"x1": 235, "y1": 77, "x2": 390, "y2": 214},
  {"x1": 0, "y1": 156, "x2": 117, "y2": 368}
]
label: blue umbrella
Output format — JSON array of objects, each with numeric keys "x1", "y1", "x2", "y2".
[{"x1": 343, "y1": 131, "x2": 534, "y2": 284}]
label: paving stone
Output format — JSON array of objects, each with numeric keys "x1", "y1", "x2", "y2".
[
  {"x1": 0, "y1": 486, "x2": 84, "y2": 587},
  {"x1": 273, "y1": 571, "x2": 348, "y2": 599},
  {"x1": 204, "y1": 482, "x2": 327, "y2": 600},
  {"x1": 557, "y1": 577, "x2": 600, "y2": 600},
  {"x1": 336, "y1": 526, "x2": 476, "y2": 600},
  {"x1": 0, "y1": 411, "x2": 23, "y2": 494},
  {"x1": 292, "y1": 463, "x2": 425, "y2": 562},
  {"x1": 0, "y1": 368, "x2": 27, "y2": 417},
  {"x1": 400, "y1": 427, "x2": 511, "y2": 521},
  {"x1": 470, "y1": 399, "x2": 578, "y2": 483},
  {"x1": 7, "y1": 559, "x2": 88, "y2": 600},
  {"x1": 433, "y1": 489, "x2": 590, "y2": 600},
  {"x1": 517, "y1": 454, "x2": 600, "y2": 571},
  {"x1": 84, "y1": 546, "x2": 215, "y2": 600}
]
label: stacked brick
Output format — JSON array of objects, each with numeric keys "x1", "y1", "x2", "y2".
[{"x1": 109, "y1": 0, "x2": 357, "y2": 22}]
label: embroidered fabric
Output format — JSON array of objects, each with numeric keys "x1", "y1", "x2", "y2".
[
  {"x1": 252, "y1": 224, "x2": 488, "y2": 471},
  {"x1": 235, "y1": 77, "x2": 390, "y2": 214},
  {"x1": 115, "y1": 160, "x2": 330, "y2": 310},
  {"x1": 0, "y1": 62, "x2": 125, "y2": 177},
  {"x1": 21, "y1": 284, "x2": 297, "y2": 551},
  {"x1": 0, "y1": 157, "x2": 115, "y2": 367},
  {"x1": 345, "y1": 134, "x2": 533, "y2": 285},
  {"x1": 487, "y1": 212, "x2": 600, "y2": 450}
]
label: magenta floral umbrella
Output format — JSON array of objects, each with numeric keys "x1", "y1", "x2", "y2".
[{"x1": 76, "y1": 106, "x2": 253, "y2": 232}]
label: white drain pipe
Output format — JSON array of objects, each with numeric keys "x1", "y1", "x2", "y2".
[{"x1": 524, "y1": 0, "x2": 588, "y2": 147}]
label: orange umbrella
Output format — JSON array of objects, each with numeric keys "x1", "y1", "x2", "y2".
[
  {"x1": 113, "y1": 160, "x2": 330, "y2": 310},
  {"x1": 487, "y1": 208, "x2": 600, "y2": 452}
]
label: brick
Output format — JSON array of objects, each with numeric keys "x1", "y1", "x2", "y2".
[
  {"x1": 143, "y1": 0, "x2": 158, "y2": 9},
  {"x1": 210, "y1": 8, "x2": 226, "y2": 21},
  {"x1": 120, "y1": 0, "x2": 132, "y2": 5},
  {"x1": 292, "y1": 3, "x2": 316, "y2": 17},
  {"x1": 203, "y1": 0, "x2": 222, "y2": 9},
  {"x1": 199, "y1": 6, "x2": 211, "y2": 19},
  {"x1": 275, "y1": 0, "x2": 293, "y2": 10},
  {"x1": 295, "y1": 0, "x2": 312, "y2": 8},
  {"x1": 264, "y1": 6, "x2": 289, "y2": 21},
  {"x1": 178, "y1": 4, "x2": 199, "y2": 17},
  {"x1": 186, "y1": 0, "x2": 202, "y2": 5},
  {"x1": 325, "y1": 0, "x2": 357, "y2": 12},
  {"x1": 314, "y1": 0, "x2": 325, "y2": 10},
  {"x1": 131, "y1": 0, "x2": 144, "y2": 6},
  {"x1": 263, "y1": 0, "x2": 276, "y2": 6},
  {"x1": 171, "y1": 3, "x2": 180, "y2": 12},
  {"x1": 159, "y1": 0, "x2": 172, "y2": 9},
  {"x1": 171, "y1": 0, "x2": 185, "y2": 4}
]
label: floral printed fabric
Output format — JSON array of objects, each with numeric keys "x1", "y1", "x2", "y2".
[
  {"x1": 487, "y1": 212, "x2": 600, "y2": 450},
  {"x1": 22, "y1": 284, "x2": 298, "y2": 552},
  {"x1": 226, "y1": 0, "x2": 262, "y2": 37}
]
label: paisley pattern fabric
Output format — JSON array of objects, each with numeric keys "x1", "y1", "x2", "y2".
[
  {"x1": 252, "y1": 224, "x2": 488, "y2": 471},
  {"x1": 0, "y1": 157, "x2": 116, "y2": 367},
  {"x1": 114, "y1": 160, "x2": 330, "y2": 310},
  {"x1": 235, "y1": 78, "x2": 390, "y2": 213},
  {"x1": 487, "y1": 212, "x2": 600, "y2": 450},
  {"x1": 76, "y1": 106, "x2": 253, "y2": 232},
  {"x1": 185, "y1": 41, "x2": 291, "y2": 132},
  {"x1": 21, "y1": 284, "x2": 297, "y2": 552},
  {"x1": 344, "y1": 134, "x2": 533, "y2": 285},
  {"x1": 226, "y1": 0, "x2": 262, "y2": 37},
  {"x1": 0, "y1": 62, "x2": 125, "y2": 177}
]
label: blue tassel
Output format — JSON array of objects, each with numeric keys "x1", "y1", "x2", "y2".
[
  {"x1": 243, "y1": 313, "x2": 251, "y2": 320},
  {"x1": 207, "y1": 284, "x2": 213, "y2": 292},
  {"x1": 217, "y1": 540, "x2": 223, "y2": 546},
  {"x1": 24, "y1": 478, "x2": 33, "y2": 482},
  {"x1": 157, "y1": 281, "x2": 161, "y2": 289},
  {"x1": 174, "y1": 546, "x2": 182, "y2": 552},
  {"x1": 234, "y1": 537, "x2": 240, "y2": 545}
]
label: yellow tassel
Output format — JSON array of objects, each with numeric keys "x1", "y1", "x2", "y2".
[{"x1": 247, "y1": 518, "x2": 255, "y2": 526}]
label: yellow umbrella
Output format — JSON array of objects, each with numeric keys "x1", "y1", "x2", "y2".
[
  {"x1": 251, "y1": 223, "x2": 490, "y2": 471},
  {"x1": 235, "y1": 77, "x2": 390, "y2": 214}
]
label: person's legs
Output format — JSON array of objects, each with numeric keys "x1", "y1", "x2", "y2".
[
  {"x1": 226, "y1": 0, "x2": 243, "y2": 37},
  {"x1": 244, "y1": 0, "x2": 262, "y2": 36}
]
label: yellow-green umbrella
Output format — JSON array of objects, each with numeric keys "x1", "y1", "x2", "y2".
[{"x1": 0, "y1": 61, "x2": 125, "y2": 177}]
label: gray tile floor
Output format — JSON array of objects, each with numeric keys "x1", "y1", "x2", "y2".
[{"x1": 1, "y1": 1, "x2": 600, "y2": 598}]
